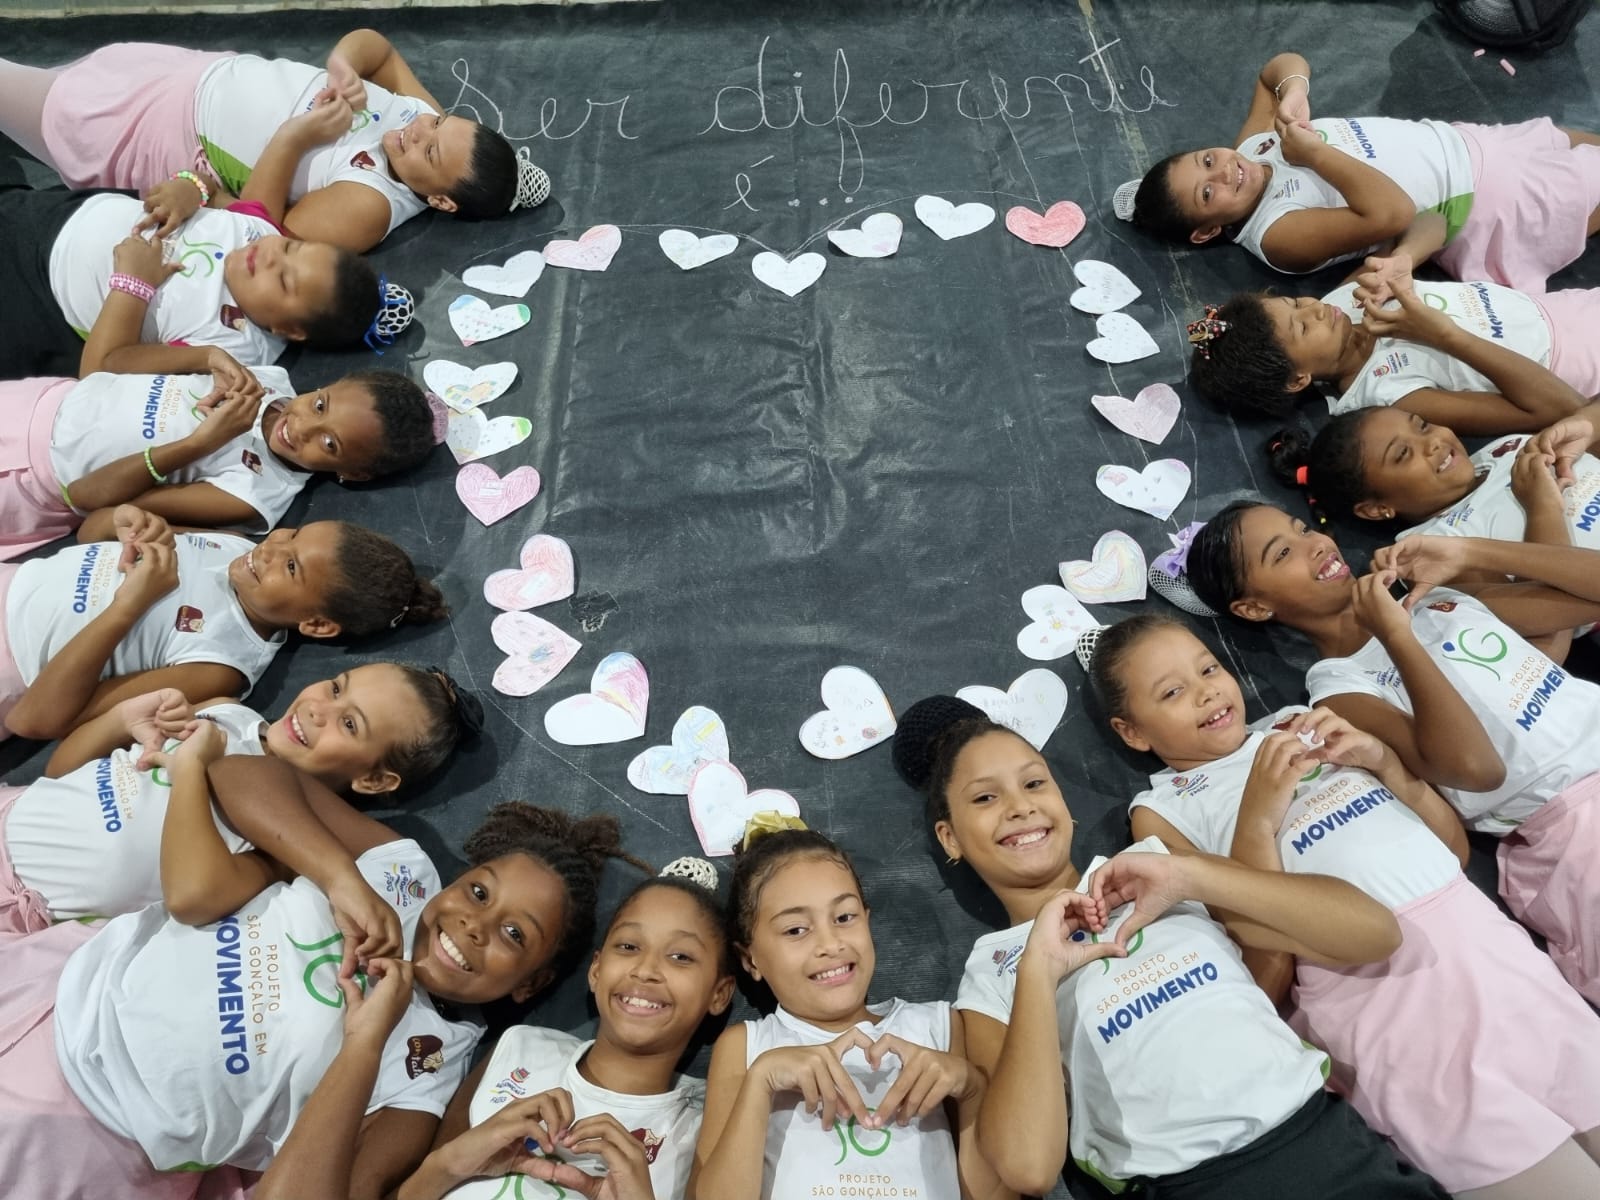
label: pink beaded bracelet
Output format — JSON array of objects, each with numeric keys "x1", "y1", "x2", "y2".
[{"x1": 108, "y1": 272, "x2": 156, "y2": 304}]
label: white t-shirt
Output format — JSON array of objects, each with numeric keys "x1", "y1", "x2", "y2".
[
  {"x1": 55, "y1": 839, "x2": 481, "y2": 1172},
  {"x1": 1305, "y1": 589, "x2": 1600, "y2": 832},
  {"x1": 743, "y1": 999, "x2": 960, "y2": 1200},
  {"x1": 1323, "y1": 280, "x2": 1553, "y2": 415},
  {"x1": 1231, "y1": 117, "x2": 1474, "y2": 274},
  {"x1": 6, "y1": 701, "x2": 262, "y2": 921},
  {"x1": 1130, "y1": 706, "x2": 1460, "y2": 910},
  {"x1": 49, "y1": 368, "x2": 310, "y2": 532},
  {"x1": 954, "y1": 838, "x2": 1328, "y2": 1186},
  {"x1": 48, "y1": 194, "x2": 285, "y2": 367},
  {"x1": 195, "y1": 55, "x2": 433, "y2": 238},
  {"x1": 443, "y1": 1027, "x2": 705, "y2": 1200},
  {"x1": 3, "y1": 531, "x2": 284, "y2": 695},
  {"x1": 1398, "y1": 434, "x2": 1600, "y2": 551}
]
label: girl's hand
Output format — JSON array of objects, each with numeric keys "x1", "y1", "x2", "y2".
[
  {"x1": 864, "y1": 1034, "x2": 976, "y2": 1129},
  {"x1": 172, "y1": 717, "x2": 227, "y2": 770},
  {"x1": 537, "y1": 1114, "x2": 657, "y2": 1200},
  {"x1": 119, "y1": 688, "x2": 199, "y2": 768},
  {"x1": 190, "y1": 389, "x2": 264, "y2": 454},
  {"x1": 754, "y1": 1030, "x2": 875, "y2": 1131},
  {"x1": 324, "y1": 52, "x2": 368, "y2": 114},
  {"x1": 111, "y1": 504, "x2": 175, "y2": 568},
  {"x1": 112, "y1": 234, "x2": 182, "y2": 290},
  {"x1": 1359, "y1": 282, "x2": 1455, "y2": 345},
  {"x1": 1087, "y1": 851, "x2": 1195, "y2": 948},
  {"x1": 1238, "y1": 731, "x2": 1315, "y2": 833},
  {"x1": 135, "y1": 178, "x2": 205, "y2": 238},
  {"x1": 1021, "y1": 888, "x2": 1121, "y2": 982},
  {"x1": 324, "y1": 868, "x2": 404, "y2": 977},
  {"x1": 113, "y1": 540, "x2": 180, "y2": 614},
  {"x1": 1352, "y1": 252, "x2": 1413, "y2": 309},
  {"x1": 1511, "y1": 439, "x2": 1565, "y2": 514},
  {"x1": 1370, "y1": 537, "x2": 1473, "y2": 608},
  {"x1": 1349, "y1": 567, "x2": 1417, "y2": 638},
  {"x1": 1274, "y1": 86, "x2": 1311, "y2": 131},
  {"x1": 1281, "y1": 708, "x2": 1385, "y2": 774},
  {"x1": 338, "y1": 957, "x2": 413, "y2": 1047},
  {"x1": 1525, "y1": 416, "x2": 1593, "y2": 491},
  {"x1": 1275, "y1": 117, "x2": 1325, "y2": 167},
  {"x1": 430, "y1": 1089, "x2": 576, "y2": 1180},
  {"x1": 284, "y1": 88, "x2": 357, "y2": 148},
  {"x1": 197, "y1": 349, "x2": 265, "y2": 409}
]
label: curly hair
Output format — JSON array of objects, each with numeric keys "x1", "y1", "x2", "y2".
[
  {"x1": 1087, "y1": 613, "x2": 1188, "y2": 720},
  {"x1": 315, "y1": 523, "x2": 447, "y2": 637},
  {"x1": 447, "y1": 124, "x2": 518, "y2": 219},
  {"x1": 340, "y1": 370, "x2": 435, "y2": 480},
  {"x1": 1188, "y1": 293, "x2": 1301, "y2": 420},
  {"x1": 728, "y1": 829, "x2": 864, "y2": 950},
  {"x1": 1265, "y1": 414, "x2": 1373, "y2": 526}
]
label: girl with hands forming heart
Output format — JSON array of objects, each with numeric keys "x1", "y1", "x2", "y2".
[
  {"x1": 1100, "y1": 613, "x2": 1600, "y2": 1197},
  {"x1": 893, "y1": 695, "x2": 1442, "y2": 1200},
  {"x1": 691, "y1": 824, "x2": 1010, "y2": 1200}
]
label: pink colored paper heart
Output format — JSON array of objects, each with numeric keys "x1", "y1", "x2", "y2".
[
  {"x1": 484, "y1": 533, "x2": 576, "y2": 611},
  {"x1": 1091, "y1": 384, "x2": 1181, "y2": 445},
  {"x1": 490, "y1": 611, "x2": 581, "y2": 697},
  {"x1": 455, "y1": 464, "x2": 541, "y2": 526},
  {"x1": 544, "y1": 224, "x2": 622, "y2": 272},
  {"x1": 1004, "y1": 201, "x2": 1086, "y2": 248}
]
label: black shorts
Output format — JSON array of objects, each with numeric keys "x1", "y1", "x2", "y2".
[{"x1": 1137, "y1": 1092, "x2": 1448, "y2": 1200}]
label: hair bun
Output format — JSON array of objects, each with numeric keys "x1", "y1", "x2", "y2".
[
  {"x1": 659, "y1": 856, "x2": 718, "y2": 891},
  {"x1": 891, "y1": 695, "x2": 988, "y2": 791},
  {"x1": 1265, "y1": 426, "x2": 1314, "y2": 486},
  {"x1": 1074, "y1": 627, "x2": 1103, "y2": 672}
]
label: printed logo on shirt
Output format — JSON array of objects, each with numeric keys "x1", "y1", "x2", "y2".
[
  {"x1": 1426, "y1": 601, "x2": 1457, "y2": 613},
  {"x1": 186, "y1": 534, "x2": 225, "y2": 550},
  {"x1": 631, "y1": 1128, "x2": 664, "y2": 1165},
  {"x1": 174, "y1": 235, "x2": 226, "y2": 278},
  {"x1": 1364, "y1": 665, "x2": 1404, "y2": 690},
  {"x1": 1576, "y1": 493, "x2": 1600, "y2": 534},
  {"x1": 1273, "y1": 177, "x2": 1300, "y2": 202},
  {"x1": 1440, "y1": 628, "x2": 1509, "y2": 679},
  {"x1": 242, "y1": 449, "x2": 263, "y2": 474},
  {"x1": 832, "y1": 1113, "x2": 891, "y2": 1164},
  {"x1": 1254, "y1": 137, "x2": 1276, "y2": 154},
  {"x1": 1382, "y1": 350, "x2": 1410, "y2": 376},
  {"x1": 406, "y1": 1033, "x2": 445, "y2": 1079},
  {"x1": 1288, "y1": 784, "x2": 1396, "y2": 855},
  {"x1": 1469, "y1": 282, "x2": 1507, "y2": 340},
  {"x1": 1423, "y1": 291, "x2": 1449, "y2": 311},
  {"x1": 488, "y1": 1065, "x2": 531, "y2": 1106},
  {"x1": 991, "y1": 944, "x2": 1024, "y2": 977},
  {"x1": 220, "y1": 304, "x2": 248, "y2": 333},
  {"x1": 383, "y1": 863, "x2": 428, "y2": 908},
  {"x1": 141, "y1": 375, "x2": 168, "y2": 442},
  {"x1": 351, "y1": 150, "x2": 378, "y2": 171},
  {"x1": 1169, "y1": 773, "x2": 1210, "y2": 798},
  {"x1": 1490, "y1": 439, "x2": 1521, "y2": 458},
  {"x1": 176, "y1": 605, "x2": 206, "y2": 634},
  {"x1": 70, "y1": 542, "x2": 104, "y2": 614}
]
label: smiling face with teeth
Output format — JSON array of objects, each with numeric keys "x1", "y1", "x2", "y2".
[
  {"x1": 261, "y1": 663, "x2": 433, "y2": 795},
  {"x1": 227, "y1": 523, "x2": 347, "y2": 639},
  {"x1": 1162, "y1": 146, "x2": 1272, "y2": 244},
  {"x1": 1106, "y1": 625, "x2": 1252, "y2": 770},
  {"x1": 1218, "y1": 504, "x2": 1359, "y2": 627},
  {"x1": 1348, "y1": 409, "x2": 1478, "y2": 523}
]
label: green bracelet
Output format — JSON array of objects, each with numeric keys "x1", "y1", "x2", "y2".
[
  {"x1": 144, "y1": 447, "x2": 168, "y2": 484},
  {"x1": 58, "y1": 480, "x2": 75, "y2": 511}
]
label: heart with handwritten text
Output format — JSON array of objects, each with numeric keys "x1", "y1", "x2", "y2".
[
  {"x1": 544, "y1": 224, "x2": 623, "y2": 272},
  {"x1": 484, "y1": 534, "x2": 576, "y2": 612},
  {"x1": 490, "y1": 612, "x2": 581, "y2": 697},
  {"x1": 455, "y1": 463, "x2": 541, "y2": 526}
]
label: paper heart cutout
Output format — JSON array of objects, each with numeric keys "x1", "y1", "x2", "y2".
[
  {"x1": 1069, "y1": 260, "x2": 1141, "y2": 314},
  {"x1": 1004, "y1": 201, "x2": 1086, "y2": 248},
  {"x1": 687, "y1": 759, "x2": 801, "y2": 857},
  {"x1": 1059, "y1": 531, "x2": 1148, "y2": 604},
  {"x1": 1096, "y1": 460, "x2": 1192, "y2": 521},
  {"x1": 1016, "y1": 585, "x2": 1101, "y2": 662},
  {"x1": 751, "y1": 251, "x2": 827, "y2": 297},
  {"x1": 462, "y1": 250, "x2": 545, "y2": 298},
  {"x1": 956, "y1": 668, "x2": 1069, "y2": 750},
  {"x1": 424, "y1": 360, "x2": 518, "y2": 414},
  {"x1": 827, "y1": 213, "x2": 903, "y2": 258},
  {"x1": 426, "y1": 392, "x2": 450, "y2": 445},
  {"x1": 490, "y1": 612, "x2": 581, "y2": 697},
  {"x1": 448, "y1": 295, "x2": 531, "y2": 347},
  {"x1": 1091, "y1": 383, "x2": 1180, "y2": 445},
  {"x1": 1086, "y1": 312, "x2": 1159, "y2": 364},
  {"x1": 626, "y1": 706, "x2": 730, "y2": 795},
  {"x1": 484, "y1": 534, "x2": 576, "y2": 611},
  {"x1": 455, "y1": 463, "x2": 541, "y2": 526},
  {"x1": 658, "y1": 229, "x2": 739, "y2": 271},
  {"x1": 913, "y1": 195, "x2": 996, "y2": 240},
  {"x1": 444, "y1": 407, "x2": 533, "y2": 464},
  {"x1": 543, "y1": 224, "x2": 622, "y2": 272},
  {"x1": 543, "y1": 651, "x2": 649, "y2": 745},
  {"x1": 797, "y1": 666, "x2": 897, "y2": 760}
]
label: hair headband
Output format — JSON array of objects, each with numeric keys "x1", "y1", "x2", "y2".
[
  {"x1": 511, "y1": 147, "x2": 551, "y2": 212},
  {"x1": 1187, "y1": 305, "x2": 1230, "y2": 358},
  {"x1": 738, "y1": 811, "x2": 808, "y2": 853},
  {"x1": 659, "y1": 856, "x2": 719, "y2": 892},
  {"x1": 364, "y1": 276, "x2": 415, "y2": 354}
]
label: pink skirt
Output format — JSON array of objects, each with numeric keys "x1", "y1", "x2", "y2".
[
  {"x1": 0, "y1": 377, "x2": 76, "y2": 563},
  {"x1": 1289, "y1": 874, "x2": 1600, "y2": 1193},
  {"x1": 0, "y1": 564, "x2": 23, "y2": 742},
  {"x1": 0, "y1": 786, "x2": 49, "y2": 935},
  {"x1": 1499, "y1": 771, "x2": 1600, "y2": 1005},
  {"x1": 1438, "y1": 118, "x2": 1600, "y2": 294},
  {"x1": 40, "y1": 44, "x2": 229, "y2": 191},
  {"x1": 1534, "y1": 288, "x2": 1600, "y2": 398}
]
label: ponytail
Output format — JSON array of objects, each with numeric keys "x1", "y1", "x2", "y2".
[
  {"x1": 319, "y1": 522, "x2": 447, "y2": 637},
  {"x1": 1264, "y1": 414, "x2": 1374, "y2": 526},
  {"x1": 381, "y1": 664, "x2": 483, "y2": 786}
]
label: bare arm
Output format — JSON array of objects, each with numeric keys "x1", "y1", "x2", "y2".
[
  {"x1": 689, "y1": 1026, "x2": 769, "y2": 1200},
  {"x1": 945, "y1": 1010, "x2": 1015, "y2": 1200},
  {"x1": 1236, "y1": 52, "x2": 1311, "y2": 143},
  {"x1": 971, "y1": 972, "x2": 1069, "y2": 1196},
  {"x1": 330, "y1": 29, "x2": 442, "y2": 110},
  {"x1": 1342, "y1": 211, "x2": 1448, "y2": 284},
  {"x1": 1261, "y1": 124, "x2": 1414, "y2": 273},
  {"x1": 76, "y1": 485, "x2": 260, "y2": 542}
]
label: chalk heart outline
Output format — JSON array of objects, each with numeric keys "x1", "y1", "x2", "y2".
[
  {"x1": 827, "y1": 212, "x2": 903, "y2": 259},
  {"x1": 1059, "y1": 531, "x2": 1148, "y2": 604},
  {"x1": 490, "y1": 611, "x2": 581, "y2": 697},
  {"x1": 483, "y1": 534, "x2": 576, "y2": 612},
  {"x1": 1086, "y1": 312, "x2": 1159, "y2": 364},
  {"x1": 462, "y1": 250, "x2": 545, "y2": 298},
  {"x1": 1096, "y1": 460, "x2": 1192, "y2": 521},
  {"x1": 658, "y1": 229, "x2": 740, "y2": 271},
  {"x1": 455, "y1": 463, "x2": 541, "y2": 526},
  {"x1": 543, "y1": 651, "x2": 650, "y2": 746},
  {"x1": 1005, "y1": 201, "x2": 1087, "y2": 248},
  {"x1": 798, "y1": 666, "x2": 897, "y2": 760},
  {"x1": 1091, "y1": 383, "x2": 1180, "y2": 445},
  {"x1": 687, "y1": 759, "x2": 801, "y2": 858},
  {"x1": 913, "y1": 195, "x2": 996, "y2": 240},
  {"x1": 444, "y1": 407, "x2": 533, "y2": 464},
  {"x1": 626, "y1": 705, "x2": 731, "y2": 796},
  {"x1": 956, "y1": 668, "x2": 1069, "y2": 751},
  {"x1": 1070, "y1": 260, "x2": 1141, "y2": 314},
  {"x1": 448, "y1": 295, "x2": 531, "y2": 347},
  {"x1": 543, "y1": 224, "x2": 623, "y2": 272},
  {"x1": 1015, "y1": 585, "x2": 1101, "y2": 662},
  {"x1": 751, "y1": 251, "x2": 827, "y2": 297},
  {"x1": 424, "y1": 360, "x2": 518, "y2": 414}
]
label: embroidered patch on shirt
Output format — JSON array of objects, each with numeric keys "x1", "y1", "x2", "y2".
[{"x1": 406, "y1": 1034, "x2": 445, "y2": 1079}]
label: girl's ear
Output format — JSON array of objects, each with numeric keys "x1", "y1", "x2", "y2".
[
  {"x1": 1109, "y1": 715, "x2": 1152, "y2": 753},
  {"x1": 1189, "y1": 224, "x2": 1224, "y2": 246},
  {"x1": 708, "y1": 972, "x2": 736, "y2": 1017},
  {"x1": 586, "y1": 950, "x2": 601, "y2": 996},
  {"x1": 1230, "y1": 597, "x2": 1275, "y2": 623},
  {"x1": 350, "y1": 765, "x2": 402, "y2": 796},
  {"x1": 933, "y1": 820, "x2": 962, "y2": 864},
  {"x1": 737, "y1": 942, "x2": 761, "y2": 983},
  {"x1": 297, "y1": 615, "x2": 343, "y2": 639},
  {"x1": 1352, "y1": 499, "x2": 1394, "y2": 522},
  {"x1": 1284, "y1": 368, "x2": 1314, "y2": 394},
  {"x1": 426, "y1": 194, "x2": 460, "y2": 215},
  {"x1": 275, "y1": 323, "x2": 309, "y2": 343},
  {"x1": 511, "y1": 966, "x2": 555, "y2": 1005}
]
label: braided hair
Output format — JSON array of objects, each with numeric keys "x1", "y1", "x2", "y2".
[
  {"x1": 1265, "y1": 415, "x2": 1373, "y2": 526},
  {"x1": 890, "y1": 695, "x2": 1015, "y2": 828},
  {"x1": 1086, "y1": 613, "x2": 1188, "y2": 720},
  {"x1": 728, "y1": 829, "x2": 864, "y2": 950},
  {"x1": 1188, "y1": 293, "x2": 1301, "y2": 419},
  {"x1": 316, "y1": 523, "x2": 447, "y2": 636}
]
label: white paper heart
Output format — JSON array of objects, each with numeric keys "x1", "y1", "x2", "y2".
[
  {"x1": 462, "y1": 250, "x2": 545, "y2": 298},
  {"x1": 1086, "y1": 312, "x2": 1159, "y2": 364},
  {"x1": 751, "y1": 251, "x2": 827, "y2": 297},
  {"x1": 827, "y1": 213, "x2": 903, "y2": 258},
  {"x1": 913, "y1": 195, "x2": 996, "y2": 240},
  {"x1": 543, "y1": 652, "x2": 649, "y2": 745},
  {"x1": 1069, "y1": 260, "x2": 1141, "y2": 314},
  {"x1": 444, "y1": 407, "x2": 533, "y2": 464},
  {"x1": 448, "y1": 295, "x2": 531, "y2": 347},
  {"x1": 1015, "y1": 585, "x2": 1101, "y2": 662},
  {"x1": 956, "y1": 668, "x2": 1069, "y2": 750},
  {"x1": 1091, "y1": 383, "x2": 1180, "y2": 445},
  {"x1": 490, "y1": 611, "x2": 581, "y2": 697},
  {"x1": 1059, "y1": 531, "x2": 1148, "y2": 603},
  {"x1": 423, "y1": 360, "x2": 518, "y2": 414},
  {"x1": 1096, "y1": 460, "x2": 1192, "y2": 521},
  {"x1": 797, "y1": 666, "x2": 897, "y2": 760},
  {"x1": 687, "y1": 760, "x2": 801, "y2": 857},
  {"x1": 544, "y1": 224, "x2": 622, "y2": 272},
  {"x1": 658, "y1": 229, "x2": 740, "y2": 271},
  {"x1": 626, "y1": 706, "x2": 730, "y2": 795}
]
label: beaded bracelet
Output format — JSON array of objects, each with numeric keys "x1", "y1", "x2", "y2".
[
  {"x1": 108, "y1": 272, "x2": 156, "y2": 304},
  {"x1": 171, "y1": 168, "x2": 212, "y2": 208},
  {"x1": 143, "y1": 447, "x2": 168, "y2": 485}
]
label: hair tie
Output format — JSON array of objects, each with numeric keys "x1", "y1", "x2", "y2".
[
  {"x1": 389, "y1": 604, "x2": 409, "y2": 629},
  {"x1": 428, "y1": 667, "x2": 485, "y2": 738},
  {"x1": 660, "y1": 856, "x2": 719, "y2": 891},
  {"x1": 739, "y1": 811, "x2": 808, "y2": 853},
  {"x1": 1268, "y1": 438, "x2": 1284, "y2": 454},
  {"x1": 364, "y1": 275, "x2": 415, "y2": 354},
  {"x1": 1294, "y1": 465, "x2": 1309, "y2": 486},
  {"x1": 510, "y1": 147, "x2": 551, "y2": 212},
  {"x1": 1187, "y1": 305, "x2": 1230, "y2": 359}
]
